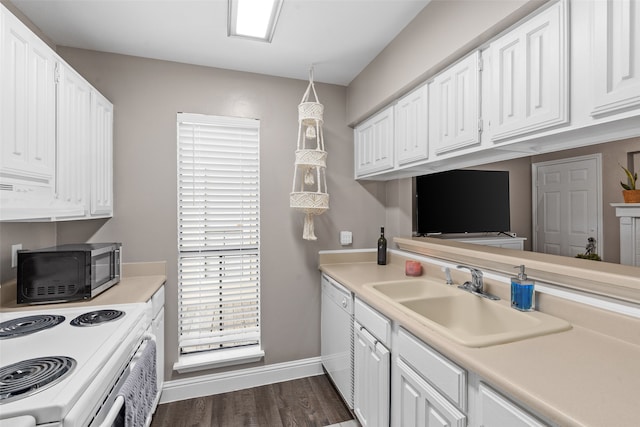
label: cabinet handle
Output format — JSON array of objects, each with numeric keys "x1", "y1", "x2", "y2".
[{"x1": 341, "y1": 298, "x2": 347, "y2": 308}]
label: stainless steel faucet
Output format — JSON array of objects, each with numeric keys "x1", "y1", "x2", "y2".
[
  {"x1": 456, "y1": 265, "x2": 499, "y2": 300},
  {"x1": 442, "y1": 266, "x2": 454, "y2": 285}
]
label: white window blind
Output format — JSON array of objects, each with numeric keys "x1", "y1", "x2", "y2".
[{"x1": 177, "y1": 113, "x2": 260, "y2": 357}]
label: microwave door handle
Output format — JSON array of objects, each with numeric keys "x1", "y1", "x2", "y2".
[{"x1": 114, "y1": 248, "x2": 121, "y2": 280}]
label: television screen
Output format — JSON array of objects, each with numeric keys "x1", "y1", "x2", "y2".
[{"x1": 416, "y1": 170, "x2": 511, "y2": 234}]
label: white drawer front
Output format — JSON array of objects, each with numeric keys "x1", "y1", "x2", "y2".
[
  {"x1": 354, "y1": 297, "x2": 391, "y2": 348},
  {"x1": 398, "y1": 328, "x2": 467, "y2": 411}
]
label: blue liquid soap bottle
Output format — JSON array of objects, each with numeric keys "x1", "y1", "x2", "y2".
[{"x1": 511, "y1": 265, "x2": 535, "y2": 311}]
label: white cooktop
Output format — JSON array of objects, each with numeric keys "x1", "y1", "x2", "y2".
[{"x1": 0, "y1": 303, "x2": 146, "y2": 425}]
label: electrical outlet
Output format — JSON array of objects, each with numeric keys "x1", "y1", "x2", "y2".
[
  {"x1": 340, "y1": 231, "x2": 352, "y2": 246},
  {"x1": 11, "y1": 244, "x2": 22, "y2": 268}
]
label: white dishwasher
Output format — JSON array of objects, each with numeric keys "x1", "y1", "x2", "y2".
[{"x1": 321, "y1": 274, "x2": 354, "y2": 409}]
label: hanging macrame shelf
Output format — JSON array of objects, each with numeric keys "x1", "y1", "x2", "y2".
[{"x1": 290, "y1": 68, "x2": 329, "y2": 240}]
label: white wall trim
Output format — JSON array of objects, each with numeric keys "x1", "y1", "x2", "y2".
[{"x1": 159, "y1": 356, "x2": 324, "y2": 404}]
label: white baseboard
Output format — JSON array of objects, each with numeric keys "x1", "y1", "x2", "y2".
[{"x1": 159, "y1": 356, "x2": 324, "y2": 404}]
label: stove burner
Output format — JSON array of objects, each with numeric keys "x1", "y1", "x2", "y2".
[
  {"x1": 70, "y1": 309, "x2": 125, "y2": 327},
  {"x1": 0, "y1": 315, "x2": 65, "y2": 339},
  {"x1": 0, "y1": 356, "x2": 76, "y2": 403}
]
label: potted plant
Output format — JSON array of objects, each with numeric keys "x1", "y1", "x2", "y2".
[{"x1": 620, "y1": 164, "x2": 640, "y2": 203}]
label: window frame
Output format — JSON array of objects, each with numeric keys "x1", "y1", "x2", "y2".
[{"x1": 174, "y1": 112, "x2": 263, "y2": 373}]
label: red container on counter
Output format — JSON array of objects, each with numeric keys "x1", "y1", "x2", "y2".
[{"x1": 405, "y1": 260, "x2": 423, "y2": 276}]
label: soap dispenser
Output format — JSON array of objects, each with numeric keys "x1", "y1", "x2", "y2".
[{"x1": 511, "y1": 265, "x2": 535, "y2": 311}]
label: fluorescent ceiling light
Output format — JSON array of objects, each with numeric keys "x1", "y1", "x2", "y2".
[{"x1": 228, "y1": 0, "x2": 283, "y2": 42}]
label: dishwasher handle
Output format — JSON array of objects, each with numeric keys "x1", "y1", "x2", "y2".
[{"x1": 322, "y1": 275, "x2": 353, "y2": 314}]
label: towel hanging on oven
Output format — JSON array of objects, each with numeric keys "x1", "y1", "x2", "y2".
[{"x1": 118, "y1": 340, "x2": 157, "y2": 427}]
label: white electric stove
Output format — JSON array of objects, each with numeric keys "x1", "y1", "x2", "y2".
[{"x1": 0, "y1": 303, "x2": 148, "y2": 427}]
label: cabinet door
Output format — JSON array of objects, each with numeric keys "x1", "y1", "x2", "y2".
[
  {"x1": 354, "y1": 322, "x2": 390, "y2": 427},
  {"x1": 0, "y1": 7, "x2": 55, "y2": 182},
  {"x1": 591, "y1": 0, "x2": 640, "y2": 117},
  {"x1": 430, "y1": 51, "x2": 480, "y2": 156},
  {"x1": 395, "y1": 85, "x2": 428, "y2": 166},
  {"x1": 56, "y1": 62, "x2": 91, "y2": 215},
  {"x1": 91, "y1": 90, "x2": 114, "y2": 216},
  {"x1": 489, "y1": 1, "x2": 567, "y2": 141},
  {"x1": 393, "y1": 358, "x2": 466, "y2": 427},
  {"x1": 478, "y1": 383, "x2": 546, "y2": 427},
  {"x1": 354, "y1": 107, "x2": 394, "y2": 177}
]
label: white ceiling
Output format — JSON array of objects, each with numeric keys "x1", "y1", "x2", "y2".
[{"x1": 9, "y1": 0, "x2": 430, "y2": 86}]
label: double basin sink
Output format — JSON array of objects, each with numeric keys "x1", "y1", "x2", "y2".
[{"x1": 367, "y1": 278, "x2": 571, "y2": 347}]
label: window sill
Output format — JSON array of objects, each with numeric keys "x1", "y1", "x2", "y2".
[{"x1": 173, "y1": 347, "x2": 265, "y2": 374}]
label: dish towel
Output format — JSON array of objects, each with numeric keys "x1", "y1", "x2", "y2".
[{"x1": 118, "y1": 340, "x2": 157, "y2": 427}]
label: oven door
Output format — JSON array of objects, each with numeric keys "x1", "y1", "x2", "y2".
[{"x1": 94, "y1": 333, "x2": 156, "y2": 427}]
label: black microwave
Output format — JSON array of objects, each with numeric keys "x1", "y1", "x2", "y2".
[{"x1": 17, "y1": 243, "x2": 122, "y2": 304}]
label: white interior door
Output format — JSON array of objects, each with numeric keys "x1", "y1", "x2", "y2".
[{"x1": 533, "y1": 155, "x2": 602, "y2": 259}]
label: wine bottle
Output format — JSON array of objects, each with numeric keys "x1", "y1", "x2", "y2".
[{"x1": 377, "y1": 227, "x2": 387, "y2": 265}]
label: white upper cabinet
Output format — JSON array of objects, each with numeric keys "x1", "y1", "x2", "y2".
[
  {"x1": 0, "y1": 4, "x2": 113, "y2": 221},
  {"x1": 430, "y1": 51, "x2": 481, "y2": 156},
  {"x1": 395, "y1": 85, "x2": 428, "y2": 166},
  {"x1": 0, "y1": 7, "x2": 56, "y2": 184},
  {"x1": 91, "y1": 90, "x2": 114, "y2": 216},
  {"x1": 591, "y1": 0, "x2": 640, "y2": 117},
  {"x1": 55, "y1": 62, "x2": 91, "y2": 217},
  {"x1": 488, "y1": 0, "x2": 568, "y2": 142},
  {"x1": 354, "y1": 106, "x2": 394, "y2": 178}
]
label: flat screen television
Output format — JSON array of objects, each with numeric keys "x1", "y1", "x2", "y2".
[{"x1": 416, "y1": 169, "x2": 511, "y2": 235}]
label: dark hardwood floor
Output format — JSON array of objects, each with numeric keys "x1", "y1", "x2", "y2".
[{"x1": 150, "y1": 374, "x2": 354, "y2": 427}]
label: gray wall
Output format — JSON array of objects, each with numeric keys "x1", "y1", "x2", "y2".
[
  {"x1": 0, "y1": 223, "x2": 56, "y2": 281},
  {"x1": 2, "y1": 46, "x2": 388, "y2": 381},
  {"x1": 346, "y1": 0, "x2": 544, "y2": 125}
]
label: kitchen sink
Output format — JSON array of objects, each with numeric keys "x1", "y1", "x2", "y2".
[
  {"x1": 371, "y1": 279, "x2": 460, "y2": 300},
  {"x1": 366, "y1": 279, "x2": 571, "y2": 347}
]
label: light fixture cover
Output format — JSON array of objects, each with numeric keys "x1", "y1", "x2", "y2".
[{"x1": 228, "y1": 0, "x2": 283, "y2": 42}]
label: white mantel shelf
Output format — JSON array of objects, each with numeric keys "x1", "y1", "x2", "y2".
[
  {"x1": 610, "y1": 203, "x2": 640, "y2": 267},
  {"x1": 611, "y1": 203, "x2": 640, "y2": 216}
]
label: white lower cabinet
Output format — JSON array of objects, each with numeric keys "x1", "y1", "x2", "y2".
[
  {"x1": 335, "y1": 277, "x2": 549, "y2": 427},
  {"x1": 393, "y1": 328, "x2": 467, "y2": 427},
  {"x1": 354, "y1": 298, "x2": 391, "y2": 426},
  {"x1": 477, "y1": 382, "x2": 546, "y2": 427},
  {"x1": 394, "y1": 357, "x2": 466, "y2": 427},
  {"x1": 354, "y1": 321, "x2": 390, "y2": 426}
]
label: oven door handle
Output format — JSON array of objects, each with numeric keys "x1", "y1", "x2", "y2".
[
  {"x1": 95, "y1": 333, "x2": 156, "y2": 427},
  {"x1": 96, "y1": 395, "x2": 124, "y2": 427},
  {"x1": 95, "y1": 332, "x2": 156, "y2": 427}
]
